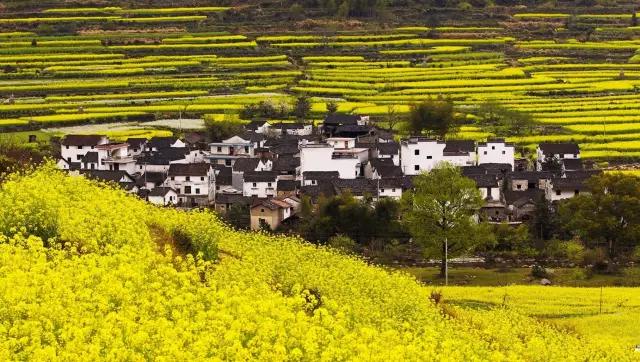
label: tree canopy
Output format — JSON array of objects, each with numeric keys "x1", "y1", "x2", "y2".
[
  {"x1": 558, "y1": 173, "x2": 640, "y2": 269},
  {"x1": 407, "y1": 98, "x2": 458, "y2": 138},
  {"x1": 401, "y1": 163, "x2": 493, "y2": 276}
]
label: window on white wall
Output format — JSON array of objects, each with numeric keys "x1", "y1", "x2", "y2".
[{"x1": 414, "y1": 149, "x2": 419, "y2": 155}]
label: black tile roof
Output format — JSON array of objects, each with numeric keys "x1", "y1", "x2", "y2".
[
  {"x1": 324, "y1": 113, "x2": 360, "y2": 125},
  {"x1": 300, "y1": 181, "x2": 337, "y2": 200},
  {"x1": 379, "y1": 177, "x2": 404, "y2": 188},
  {"x1": 539, "y1": 142, "x2": 580, "y2": 155},
  {"x1": 168, "y1": 163, "x2": 211, "y2": 176},
  {"x1": 244, "y1": 171, "x2": 278, "y2": 183},
  {"x1": 552, "y1": 177, "x2": 588, "y2": 191},
  {"x1": 272, "y1": 156, "x2": 300, "y2": 172},
  {"x1": 81, "y1": 152, "x2": 99, "y2": 163},
  {"x1": 126, "y1": 138, "x2": 147, "y2": 149},
  {"x1": 215, "y1": 193, "x2": 252, "y2": 205},
  {"x1": 444, "y1": 140, "x2": 475, "y2": 154},
  {"x1": 303, "y1": 171, "x2": 339, "y2": 180},
  {"x1": 461, "y1": 166, "x2": 487, "y2": 176},
  {"x1": 467, "y1": 174, "x2": 498, "y2": 188},
  {"x1": 232, "y1": 158, "x2": 260, "y2": 173},
  {"x1": 137, "y1": 148, "x2": 189, "y2": 165},
  {"x1": 148, "y1": 187, "x2": 176, "y2": 197},
  {"x1": 478, "y1": 163, "x2": 512, "y2": 175},
  {"x1": 62, "y1": 134, "x2": 105, "y2": 146},
  {"x1": 376, "y1": 141, "x2": 399, "y2": 155},
  {"x1": 510, "y1": 171, "x2": 552, "y2": 182},
  {"x1": 332, "y1": 178, "x2": 378, "y2": 196},
  {"x1": 277, "y1": 179, "x2": 299, "y2": 191},
  {"x1": 141, "y1": 171, "x2": 167, "y2": 185},
  {"x1": 562, "y1": 158, "x2": 584, "y2": 171},
  {"x1": 149, "y1": 137, "x2": 179, "y2": 150},
  {"x1": 369, "y1": 158, "x2": 403, "y2": 178},
  {"x1": 80, "y1": 170, "x2": 134, "y2": 183},
  {"x1": 213, "y1": 165, "x2": 232, "y2": 185},
  {"x1": 503, "y1": 189, "x2": 545, "y2": 207}
]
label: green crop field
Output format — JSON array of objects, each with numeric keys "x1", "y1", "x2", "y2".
[{"x1": 2, "y1": 5, "x2": 640, "y2": 162}]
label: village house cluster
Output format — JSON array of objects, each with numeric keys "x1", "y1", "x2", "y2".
[{"x1": 57, "y1": 113, "x2": 598, "y2": 230}]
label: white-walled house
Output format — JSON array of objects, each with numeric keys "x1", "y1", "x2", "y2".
[
  {"x1": 326, "y1": 137, "x2": 356, "y2": 149},
  {"x1": 270, "y1": 123, "x2": 313, "y2": 136},
  {"x1": 164, "y1": 163, "x2": 215, "y2": 206},
  {"x1": 95, "y1": 143, "x2": 136, "y2": 173},
  {"x1": 477, "y1": 139, "x2": 515, "y2": 169},
  {"x1": 400, "y1": 137, "x2": 446, "y2": 175},
  {"x1": 242, "y1": 171, "x2": 278, "y2": 198},
  {"x1": 378, "y1": 178, "x2": 404, "y2": 199},
  {"x1": 148, "y1": 187, "x2": 178, "y2": 206},
  {"x1": 536, "y1": 143, "x2": 580, "y2": 171},
  {"x1": 442, "y1": 140, "x2": 476, "y2": 167},
  {"x1": 468, "y1": 174, "x2": 500, "y2": 200},
  {"x1": 299, "y1": 144, "x2": 360, "y2": 179},
  {"x1": 546, "y1": 178, "x2": 585, "y2": 201},
  {"x1": 246, "y1": 120, "x2": 271, "y2": 134},
  {"x1": 60, "y1": 135, "x2": 109, "y2": 164},
  {"x1": 208, "y1": 135, "x2": 262, "y2": 166},
  {"x1": 376, "y1": 141, "x2": 400, "y2": 166},
  {"x1": 147, "y1": 137, "x2": 186, "y2": 152}
]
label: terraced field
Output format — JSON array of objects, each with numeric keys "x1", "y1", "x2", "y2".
[{"x1": 2, "y1": 7, "x2": 640, "y2": 161}]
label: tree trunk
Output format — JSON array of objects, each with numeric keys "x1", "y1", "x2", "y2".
[{"x1": 440, "y1": 257, "x2": 446, "y2": 278}]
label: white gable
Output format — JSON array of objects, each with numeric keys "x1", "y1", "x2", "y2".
[{"x1": 223, "y1": 135, "x2": 249, "y2": 144}]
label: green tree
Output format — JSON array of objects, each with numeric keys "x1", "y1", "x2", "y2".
[
  {"x1": 295, "y1": 95, "x2": 311, "y2": 120},
  {"x1": 476, "y1": 100, "x2": 534, "y2": 136},
  {"x1": 385, "y1": 103, "x2": 400, "y2": 131},
  {"x1": 288, "y1": 3, "x2": 305, "y2": 20},
  {"x1": 402, "y1": 163, "x2": 493, "y2": 277},
  {"x1": 529, "y1": 194, "x2": 556, "y2": 242},
  {"x1": 480, "y1": 223, "x2": 534, "y2": 261},
  {"x1": 223, "y1": 203, "x2": 250, "y2": 230},
  {"x1": 407, "y1": 98, "x2": 458, "y2": 138},
  {"x1": 326, "y1": 100, "x2": 338, "y2": 114},
  {"x1": 558, "y1": 173, "x2": 640, "y2": 270},
  {"x1": 541, "y1": 156, "x2": 563, "y2": 177},
  {"x1": 337, "y1": 1, "x2": 350, "y2": 18},
  {"x1": 328, "y1": 235, "x2": 357, "y2": 253},
  {"x1": 204, "y1": 119, "x2": 244, "y2": 142}
]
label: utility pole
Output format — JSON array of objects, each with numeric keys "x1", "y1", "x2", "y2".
[{"x1": 444, "y1": 238, "x2": 449, "y2": 286}]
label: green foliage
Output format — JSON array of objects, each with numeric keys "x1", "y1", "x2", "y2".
[
  {"x1": 299, "y1": 193, "x2": 406, "y2": 245},
  {"x1": 558, "y1": 173, "x2": 640, "y2": 265},
  {"x1": 294, "y1": 95, "x2": 311, "y2": 120},
  {"x1": 204, "y1": 119, "x2": 244, "y2": 142},
  {"x1": 476, "y1": 100, "x2": 534, "y2": 137},
  {"x1": 223, "y1": 203, "x2": 250, "y2": 230},
  {"x1": 240, "y1": 100, "x2": 290, "y2": 120},
  {"x1": 407, "y1": 98, "x2": 458, "y2": 138},
  {"x1": 327, "y1": 234, "x2": 357, "y2": 253},
  {"x1": 326, "y1": 100, "x2": 338, "y2": 114},
  {"x1": 402, "y1": 163, "x2": 494, "y2": 275}
]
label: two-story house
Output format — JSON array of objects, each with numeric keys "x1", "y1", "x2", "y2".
[
  {"x1": 164, "y1": 163, "x2": 215, "y2": 206},
  {"x1": 60, "y1": 134, "x2": 109, "y2": 165},
  {"x1": 208, "y1": 134, "x2": 265, "y2": 167},
  {"x1": 400, "y1": 137, "x2": 446, "y2": 175},
  {"x1": 242, "y1": 171, "x2": 278, "y2": 198},
  {"x1": 299, "y1": 143, "x2": 360, "y2": 179},
  {"x1": 478, "y1": 139, "x2": 515, "y2": 169},
  {"x1": 536, "y1": 143, "x2": 580, "y2": 171}
]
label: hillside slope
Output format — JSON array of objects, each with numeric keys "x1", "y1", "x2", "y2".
[{"x1": 0, "y1": 164, "x2": 636, "y2": 360}]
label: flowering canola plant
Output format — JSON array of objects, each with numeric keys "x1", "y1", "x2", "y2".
[{"x1": 0, "y1": 165, "x2": 637, "y2": 360}]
